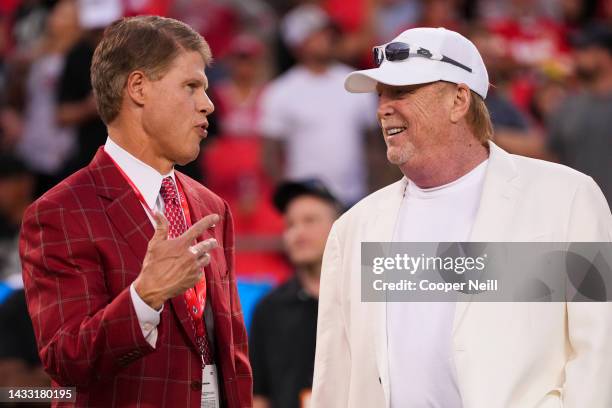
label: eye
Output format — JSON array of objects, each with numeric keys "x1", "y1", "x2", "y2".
[{"x1": 395, "y1": 88, "x2": 413, "y2": 97}]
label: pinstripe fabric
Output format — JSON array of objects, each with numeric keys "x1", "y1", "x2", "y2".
[{"x1": 19, "y1": 148, "x2": 253, "y2": 407}]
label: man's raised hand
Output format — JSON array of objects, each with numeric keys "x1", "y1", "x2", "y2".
[{"x1": 134, "y1": 212, "x2": 219, "y2": 310}]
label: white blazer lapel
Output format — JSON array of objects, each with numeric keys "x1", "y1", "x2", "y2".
[
  {"x1": 364, "y1": 178, "x2": 407, "y2": 407},
  {"x1": 454, "y1": 141, "x2": 522, "y2": 333},
  {"x1": 469, "y1": 141, "x2": 521, "y2": 241}
]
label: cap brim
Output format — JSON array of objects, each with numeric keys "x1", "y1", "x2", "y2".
[{"x1": 345, "y1": 60, "x2": 442, "y2": 93}]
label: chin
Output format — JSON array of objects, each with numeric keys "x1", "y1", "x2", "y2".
[
  {"x1": 387, "y1": 145, "x2": 415, "y2": 166},
  {"x1": 387, "y1": 151, "x2": 406, "y2": 166},
  {"x1": 290, "y1": 255, "x2": 318, "y2": 267},
  {"x1": 176, "y1": 147, "x2": 201, "y2": 166}
]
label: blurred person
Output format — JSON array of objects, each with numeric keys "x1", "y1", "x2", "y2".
[
  {"x1": 250, "y1": 179, "x2": 341, "y2": 408},
  {"x1": 55, "y1": 0, "x2": 121, "y2": 178},
  {"x1": 467, "y1": 24, "x2": 530, "y2": 131},
  {"x1": 171, "y1": 0, "x2": 239, "y2": 63},
  {"x1": 0, "y1": 153, "x2": 34, "y2": 285},
  {"x1": 169, "y1": 0, "x2": 245, "y2": 181},
  {"x1": 312, "y1": 27, "x2": 612, "y2": 407},
  {"x1": 323, "y1": 0, "x2": 377, "y2": 67},
  {"x1": 414, "y1": 0, "x2": 463, "y2": 32},
  {"x1": 0, "y1": 58, "x2": 28, "y2": 151},
  {"x1": 260, "y1": 4, "x2": 377, "y2": 206},
  {"x1": 374, "y1": 0, "x2": 420, "y2": 43},
  {"x1": 528, "y1": 70, "x2": 569, "y2": 127},
  {"x1": 7, "y1": 0, "x2": 55, "y2": 54},
  {"x1": 466, "y1": 24, "x2": 558, "y2": 161},
  {"x1": 171, "y1": 0, "x2": 276, "y2": 69},
  {"x1": 204, "y1": 34, "x2": 287, "y2": 279},
  {"x1": 10, "y1": 0, "x2": 81, "y2": 196},
  {"x1": 602, "y1": 0, "x2": 612, "y2": 24},
  {"x1": 19, "y1": 16, "x2": 251, "y2": 407},
  {"x1": 559, "y1": 0, "x2": 598, "y2": 30},
  {"x1": 212, "y1": 34, "x2": 267, "y2": 140},
  {"x1": 482, "y1": 0, "x2": 572, "y2": 111},
  {"x1": 480, "y1": 0, "x2": 560, "y2": 23},
  {"x1": 0, "y1": 153, "x2": 47, "y2": 404},
  {"x1": 0, "y1": 289, "x2": 50, "y2": 392},
  {"x1": 0, "y1": 12, "x2": 8, "y2": 94},
  {"x1": 547, "y1": 25, "x2": 612, "y2": 207}
]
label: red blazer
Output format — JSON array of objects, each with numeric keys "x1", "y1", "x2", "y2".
[{"x1": 20, "y1": 148, "x2": 253, "y2": 407}]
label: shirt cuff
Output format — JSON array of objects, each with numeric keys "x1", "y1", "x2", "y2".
[{"x1": 130, "y1": 283, "x2": 163, "y2": 348}]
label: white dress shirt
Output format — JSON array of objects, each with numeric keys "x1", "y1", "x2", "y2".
[
  {"x1": 104, "y1": 136, "x2": 179, "y2": 348},
  {"x1": 388, "y1": 159, "x2": 488, "y2": 407}
]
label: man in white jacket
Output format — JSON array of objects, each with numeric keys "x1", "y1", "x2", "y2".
[{"x1": 311, "y1": 27, "x2": 612, "y2": 408}]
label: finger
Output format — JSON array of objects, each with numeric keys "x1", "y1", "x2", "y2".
[
  {"x1": 189, "y1": 238, "x2": 218, "y2": 258},
  {"x1": 151, "y1": 212, "x2": 169, "y2": 242},
  {"x1": 197, "y1": 253, "x2": 211, "y2": 267},
  {"x1": 180, "y1": 214, "x2": 219, "y2": 244}
]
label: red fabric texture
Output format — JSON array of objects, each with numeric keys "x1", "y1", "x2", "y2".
[{"x1": 20, "y1": 148, "x2": 252, "y2": 407}]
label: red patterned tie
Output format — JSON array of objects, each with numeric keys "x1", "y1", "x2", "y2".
[{"x1": 160, "y1": 176, "x2": 213, "y2": 364}]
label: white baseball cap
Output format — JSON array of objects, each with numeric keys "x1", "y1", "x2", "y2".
[
  {"x1": 78, "y1": 0, "x2": 122, "y2": 30},
  {"x1": 345, "y1": 27, "x2": 490, "y2": 99},
  {"x1": 281, "y1": 4, "x2": 330, "y2": 49}
]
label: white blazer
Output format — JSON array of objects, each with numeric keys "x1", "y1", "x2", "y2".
[{"x1": 311, "y1": 142, "x2": 612, "y2": 408}]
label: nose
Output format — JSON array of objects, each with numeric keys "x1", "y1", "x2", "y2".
[
  {"x1": 198, "y1": 91, "x2": 215, "y2": 116},
  {"x1": 377, "y1": 95, "x2": 394, "y2": 120}
]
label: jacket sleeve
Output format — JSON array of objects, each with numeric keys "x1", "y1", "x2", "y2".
[
  {"x1": 19, "y1": 198, "x2": 155, "y2": 386},
  {"x1": 563, "y1": 176, "x2": 612, "y2": 407},
  {"x1": 222, "y1": 200, "x2": 253, "y2": 407},
  {"x1": 311, "y1": 222, "x2": 351, "y2": 407}
]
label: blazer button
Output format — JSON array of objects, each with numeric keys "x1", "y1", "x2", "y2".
[
  {"x1": 379, "y1": 377, "x2": 382, "y2": 384},
  {"x1": 190, "y1": 380, "x2": 202, "y2": 391}
]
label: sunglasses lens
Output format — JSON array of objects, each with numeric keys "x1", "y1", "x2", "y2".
[
  {"x1": 373, "y1": 47, "x2": 384, "y2": 66},
  {"x1": 385, "y1": 42, "x2": 411, "y2": 62}
]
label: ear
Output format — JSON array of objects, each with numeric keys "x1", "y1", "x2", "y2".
[
  {"x1": 125, "y1": 70, "x2": 148, "y2": 106},
  {"x1": 449, "y1": 83, "x2": 471, "y2": 123}
]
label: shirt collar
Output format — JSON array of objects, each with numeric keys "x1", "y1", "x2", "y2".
[{"x1": 104, "y1": 136, "x2": 175, "y2": 210}]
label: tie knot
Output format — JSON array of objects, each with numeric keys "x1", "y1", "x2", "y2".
[{"x1": 160, "y1": 176, "x2": 178, "y2": 204}]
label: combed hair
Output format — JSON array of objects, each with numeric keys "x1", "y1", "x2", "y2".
[{"x1": 91, "y1": 15, "x2": 212, "y2": 124}]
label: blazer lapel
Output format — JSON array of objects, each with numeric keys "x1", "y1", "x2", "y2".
[
  {"x1": 453, "y1": 142, "x2": 522, "y2": 334},
  {"x1": 365, "y1": 178, "x2": 407, "y2": 407},
  {"x1": 92, "y1": 151, "x2": 206, "y2": 354},
  {"x1": 91, "y1": 148, "x2": 154, "y2": 270}
]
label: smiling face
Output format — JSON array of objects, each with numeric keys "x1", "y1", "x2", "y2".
[
  {"x1": 142, "y1": 51, "x2": 214, "y2": 166},
  {"x1": 376, "y1": 81, "x2": 456, "y2": 171}
]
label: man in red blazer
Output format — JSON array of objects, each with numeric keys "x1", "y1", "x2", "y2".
[{"x1": 19, "y1": 16, "x2": 252, "y2": 407}]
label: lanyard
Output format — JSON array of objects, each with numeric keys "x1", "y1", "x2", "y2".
[{"x1": 103, "y1": 149, "x2": 209, "y2": 355}]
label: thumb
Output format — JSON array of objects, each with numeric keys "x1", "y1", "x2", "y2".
[{"x1": 151, "y1": 212, "x2": 169, "y2": 242}]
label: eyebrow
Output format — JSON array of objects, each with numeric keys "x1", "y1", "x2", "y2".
[
  {"x1": 377, "y1": 85, "x2": 419, "y2": 93},
  {"x1": 184, "y1": 77, "x2": 209, "y2": 89}
]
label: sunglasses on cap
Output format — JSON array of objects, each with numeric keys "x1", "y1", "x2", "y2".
[{"x1": 373, "y1": 42, "x2": 472, "y2": 73}]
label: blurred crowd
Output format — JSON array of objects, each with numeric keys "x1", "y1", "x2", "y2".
[{"x1": 0, "y1": 0, "x2": 611, "y2": 406}]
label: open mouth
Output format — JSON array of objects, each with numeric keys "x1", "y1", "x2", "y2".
[
  {"x1": 385, "y1": 126, "x2": 407, "y2": 137},
  {"x1": 196, "y1": 124, "x2": 208, "y2": 137}
]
